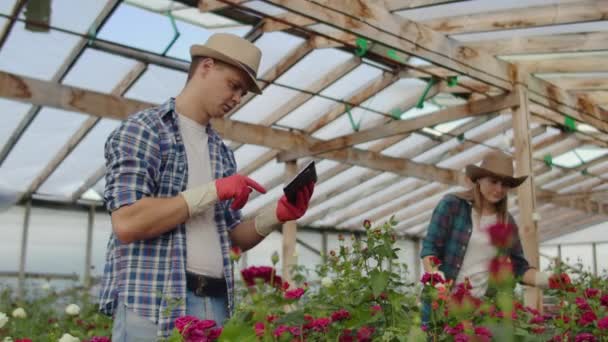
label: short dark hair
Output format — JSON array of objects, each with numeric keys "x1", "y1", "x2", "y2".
[{"x1": 187, "y1": 56, "x2": 227, "y2": 81}]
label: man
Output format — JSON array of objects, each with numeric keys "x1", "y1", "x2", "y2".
[{"x1": 100, "y1": 33, "x2": 314, "y2": 340}]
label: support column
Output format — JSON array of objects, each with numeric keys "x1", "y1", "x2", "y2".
[
  {"x1": 413, "y1": 238, "x2": 421, "y2": 282},
  {"x1": 592, "y1": 243, "x2": 597, "y2": 276},
  {"x1": 282, "y1": 161, "x2": 298, "y2": 283},
  {"x1": 84, "y1": 205, "x2": 94, "y2": 288},
  {"x1": 512, "y1": 85, "x2": 541, "y2": 310},
  {"x1": 321, "y1": 231, "x2": 328, "y2": 262},
  {"x1": 18, "y1": 200, "x2": 32, "y2": 300}
]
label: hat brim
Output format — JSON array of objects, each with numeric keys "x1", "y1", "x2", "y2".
[
  {"x1": 190, "y1": 45, "x2": 262, "y2": 95},
  {"x1": 465, "y1": 165, "x2": 527, "y2": 188}
]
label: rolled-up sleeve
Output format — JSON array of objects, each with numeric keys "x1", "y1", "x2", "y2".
[
  {"x1": 104, "y1": 122, "x2": 161, "y2": 212},
  {"x1": 420, "y1": 195, "x2": 453, "y2": 259}
]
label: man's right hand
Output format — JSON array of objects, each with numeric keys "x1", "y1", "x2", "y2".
[{"x1": 215, "y1": 174, "x2": 267, "y2": 210}]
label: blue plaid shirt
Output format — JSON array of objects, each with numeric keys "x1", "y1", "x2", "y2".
[
  {"x1": 100, "y1": 98, "x2": 241, "y2": 337},
  {"x1": 420, "y1": 193, "x2": 531, "y2": 284}
]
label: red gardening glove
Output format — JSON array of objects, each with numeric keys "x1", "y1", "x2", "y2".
[
  {"x1": 276, "y1": 182, "x2": 314, "y2": 222},
  {"x1": 216, "y1": 174, "x2": 266, "y2": 210}
]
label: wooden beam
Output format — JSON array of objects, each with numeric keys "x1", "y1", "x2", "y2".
[
  {"x1": 71, "y1": 166, "x2": 105, "y2": 202},
  {"x1": 384, "y1": 0, "x2": 464, "y2": 12},
  {"x1": 0, "y1": 70, "x2": 149, "y2": 120},
  {"x1": 300, "y1": 115, "x2": 500, "y2": 226},
  {"x1": 514, "y1": 55, "x2": 608, "y2": 74},
  {"x1": 468, "y1": 31, "x2": 608, "y2": 56},
  {"x1": 0, "y1": 0, "x2": 26, "y2": 50},
  {"x1": 512, "y1": 85, "x2": 541, "y2": 310},
  {"x1": 542, "y1": 76, "x2": 608, "y2": 91},
  {"x1": 423, "y1": 1, "x2": 608, "y2": 35},
  {"x1": 281, "y1": 161, "x2": 297, "y2": 283},
  {"x1": 262, "y1": 0, "x2": 608, "y2": 134},
  {"x1": 2, "y1": 71, "x2": 606, "y2": 217},
  {"x1": 576, "y1": 91, "x2": 608, "y2": 105},
  {"x1": 278, "y1": 92, "x2": 518, "y2": 161},
  {"x1": 0, "y1": 1, "x2": 120, "y2": 167},
  {"x1": 23, "y1": 62, "x2": 147, "y2": 198},
  {"x1": 198, "y1": 0, "x2": 248, "y2": 12}
]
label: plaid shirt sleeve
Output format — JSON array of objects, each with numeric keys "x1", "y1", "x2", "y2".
[
  {"x1": 420, "y1": 195, "x2": 454, "y2": 260},
  {"x1": 104, "y1": 120, "x2": 161, "y2": 212},
  {"x1": 507, "y1": 214, "x2": 533, "y2": 278}
]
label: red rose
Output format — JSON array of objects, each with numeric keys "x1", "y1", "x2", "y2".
[
  {"x1": 284, "y1": 287, "x2": 305, "y2": 300},
  {"x1": 488, "y1": 256, "x2": 513, "y2": 284},
  {"x1": 486, "y1": 223, "x2": 514, "y2": 248}
]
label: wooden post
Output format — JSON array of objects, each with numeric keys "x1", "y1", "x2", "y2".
[
  {"x1": 321, "y1": 231, "x2": 328, "y2": 262},
  {"x1": 17, "y1": 200, "x2": 31, "y2": 300},
  {"x1": 413, "y1": 238, "x2": 421, "y2": 282},
  {"x1": 282, "y1": 161, "x2": 298, "y2": 283},
  {"x1": 84, "y1": 205, "x2": 94, "y2": 288},
  {"x1": 512, "y1": 85, "x2": 541, "y2": 310},
  {"x1": 592, "y1": 243, "x2": 598, "y2": 276}
]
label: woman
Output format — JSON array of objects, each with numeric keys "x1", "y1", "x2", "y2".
[{"x1": 420, "y1": 151, "x2": 550, "y2": 321}]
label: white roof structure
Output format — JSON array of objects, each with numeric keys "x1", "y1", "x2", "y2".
[{"x1": 1, "y1": 0, "x2": 607, "y2": 244}]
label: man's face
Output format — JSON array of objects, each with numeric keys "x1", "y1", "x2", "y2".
[{"x1": 202, "y1": 61, "x2": 249, "y2": 118}]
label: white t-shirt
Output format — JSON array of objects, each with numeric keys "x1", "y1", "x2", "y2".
[
  {"x1": 455, "y1": 209, "x2": 498, "y2": 298},
  {"x1": 178, "y1": 114, "x2": 223, "y2": 278}
]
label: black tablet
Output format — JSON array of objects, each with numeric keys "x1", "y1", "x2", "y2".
[{"x1": 283, "y1": 161, "x2": 317, "y2": 204}]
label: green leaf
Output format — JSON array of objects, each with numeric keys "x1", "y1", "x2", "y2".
[{"x1": 370, "y1": 270, "x2": 389, "y2": 297}]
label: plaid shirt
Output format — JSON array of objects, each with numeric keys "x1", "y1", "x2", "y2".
[
  {"x1": 99, "y1": 98, "x2": 241, "y2": 337},
  {"x1": 420, "y1": 193, "x2": 531, "y2": 284}
]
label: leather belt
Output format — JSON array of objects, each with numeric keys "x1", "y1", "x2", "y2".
[{"x1": 186, "y1": 272, "x2": 227, "y2": 298}]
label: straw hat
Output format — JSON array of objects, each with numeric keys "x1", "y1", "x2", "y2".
[
  {"x1": 465, "y1": 151, "x2": 527, "y2": 188},
  {"x1": 190, "y1": 33, "x2": 262, "y2": 94}
]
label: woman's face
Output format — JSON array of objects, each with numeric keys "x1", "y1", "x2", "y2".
[{"x1": 478, "y1": 176, "x2": 509, "y2": 204}]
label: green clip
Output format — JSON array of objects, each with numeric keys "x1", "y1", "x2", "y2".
[
  {"x1": 416, "y1": 77, "x2": 439, "y2": 109},
  {"x1": 543, "y1": 154, "x2": 553, "y2": 168},
  {"x1": 564, "y1": 115, "x2": 577, "y2": 132},
  {"x1": 447, "y1": 76, "x2": 458, "y2": 87},
  {"x1": 457, "y1": 133, "x2": 465, "y2": 142},
  {"x1": 355, "y1": 37, "x2": 369, "y2": 57},
  {"x1": 581, "y1": 168, "x2": 589, "y2": 176},
  {"x1": 162, "y1": 10, "x2": 181, "y2": 56},
  {"x1": 386, "y1": 49, "x2": 402, "y2": 62},
  {"x1": 389, "y1": 108, "x2": 402, "y2": 120},
  {"x1": 87, "y1": 27, "x2": 97, "y2": 46},
  {"x1": 345, "y1": 104, "x2": 361, "y2": 132}
]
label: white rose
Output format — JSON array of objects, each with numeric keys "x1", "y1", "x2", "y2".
[
  {"x1": 3, "y1": 337, "x2": 13, "y2": 342},
  {"x1": 65, "y1": 304, "x2": 80, "y2": 316},
  {"x1": 41, "y1": 282, "x2": 52, "y2": 291},
  {"x1": 0, "y1": 312, "x2": 8, "y2": 328},
  {"x1": 11, "y1": 307, "x2": 26, "y2": 319},
  {"x1": 321, "y1": 277, "x2": 333, "y2": 287},
  {"x1": 58, "y1": 333, "x2": 80, "y2": 342}
]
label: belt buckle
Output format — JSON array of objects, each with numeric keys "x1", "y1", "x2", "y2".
[{"x1": 194, "y1": 275, "x2": 207, "y2": 297}]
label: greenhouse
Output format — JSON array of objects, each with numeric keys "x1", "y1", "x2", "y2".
[{"x1": 1, "y1": 0, "x2": 608, "y2": 340}]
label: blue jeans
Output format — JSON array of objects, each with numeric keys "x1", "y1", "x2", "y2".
[{"x1": 111, "y1": 290, "x2": 229, "y2": 341}]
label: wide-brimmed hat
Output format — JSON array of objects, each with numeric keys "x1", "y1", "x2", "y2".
[
  {"x1": 465, "y1": 151, "x2": 527, "y2": 188},
  {"x1": 190, "y1": 33, "x2": 262, "y2": 94}
]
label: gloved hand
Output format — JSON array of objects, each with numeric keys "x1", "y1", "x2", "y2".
[
  {"x1": 215, "y1": 174, "x2": 266, "y2": 210},
  {"x1": 181, "y1": 174, "x2": 266, "y2": 217},
  {"x1": 254, "y1": 182, "x2": 314, "y2": 237}
]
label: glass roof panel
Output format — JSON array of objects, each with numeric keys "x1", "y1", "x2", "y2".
[
  {"x1": 274, "y1": 48, "x2": 353, "y2": 89},
  {"x1": 0, "y1": 19, "x2": 80, "y2": 80},
  {"x1": 0, "y1": 1, "x2": 17, "y2": 14},
  {"x1": 0, "y1": 108, "x2": 89, "y2": 192},
  {"x1": 124, "y1": 64, "x2": 187, "y2": 103},
  {"x1": 38, "y1": 118, "x2": 121, "y2": 197},
  {"x1": 255, "y1": 32, "x2": 306, "y2": 77},
  {"x1": 42, "y1": 0, "x2": 111, "y2": 33},
  {"x1": 234, "y1": 144, "x2": 272, "y2": 170},
  {"x1": 62, "y1": 48, "x2": 140, "y2": 93},
  {"x1": 166, "y1": 21, "x2": 251, "y2": 61},
  {"x1": 97, "y1": 3, "x2": 177, "y2": 54},
  {"x1": 0, "y1": 99, "x2": 31, "y2": 152},
  {"x1": 231, "y1": 85, "x2": 300, "y2": 124}
]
